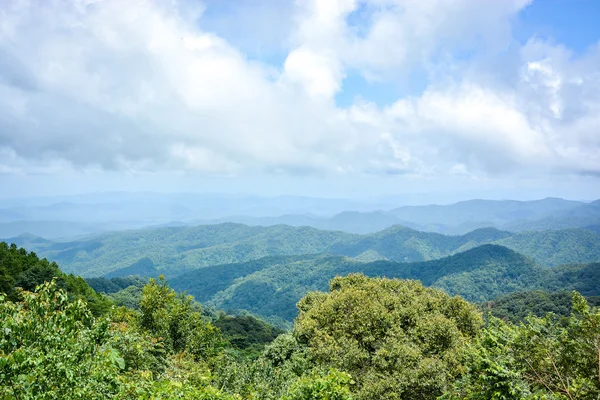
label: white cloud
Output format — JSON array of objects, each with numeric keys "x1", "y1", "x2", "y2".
[{"x1": 0, "y1": 0, "x2": 599, "y2": 184}]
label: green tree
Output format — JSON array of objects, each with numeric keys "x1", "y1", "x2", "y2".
[
  {"x1": 293, "y1": 274, "x2": 482, "y2": 400},
  {"x1": 0, "y1": 280, "x2": 124, "y2": 399},
  {"x1": 445, "y1": 292, "x2": 600, "y2": 399},
  {"x1": 282, "y1": 369, "x2": 354, "y2": 400},
  {"x1": 0, "y1": 242, "x2": 112, "y2": 315},
  {"x1": 138, "y1": 275, "x2": 224, "y2": 360}
]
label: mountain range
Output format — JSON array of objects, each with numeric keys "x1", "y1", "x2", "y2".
[
  {"x1": 167, "y1": 244, "x2": 600, "y2": 322},
  {"x1": 6, "y1": 222, "x2": 600, "y2": 279},
  {"x1": 203, "y1": 197, "x2": 600, "y2": 234},
  {"x1": 1, "y1": 195, "x2": 599, "y2": 238}
]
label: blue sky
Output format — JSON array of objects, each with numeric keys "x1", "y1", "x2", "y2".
[
  {"x1": 0, "y1": 0, "x2": 599, "y2": 201},
  {"x1": 516, "y1": 0, "x2": 600, "y2": 52}
]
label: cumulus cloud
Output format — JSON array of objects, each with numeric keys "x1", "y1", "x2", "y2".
[{"x1": 0, "y1": 0, "x2": 599, "y2": 182}]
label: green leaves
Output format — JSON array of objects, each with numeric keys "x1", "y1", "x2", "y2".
[
  {"x1": 282, "y1": 369, "x2": 354, "y2": 400},
  {"x1": 294, "y1": 274, "x2": 482, "y2": 400},
  {"x1": 138, "y1": 275, "x2": 225, "y2": 361},
  {"x1": 0, "y1": 280, "x2": 121, "y2": 399},
  {"x1": 446, "y1": 293, "x2": 600, "y2": 399}
]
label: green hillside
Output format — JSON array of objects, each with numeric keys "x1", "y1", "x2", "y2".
[
  {"x1": 481, "y1": 290, "x2": 600, "y2": 322},
  {"x1": 26, "y1": 223, "x2": 358, "y2": 277},
  {"x1": 170, "y1": 244, "x2": 600, "y2": 322},
  {"x1": 4, "y1": 250, "x2": 600, "y2": 399},
  {"x1": 0, "y1": 242, "x2": 112, "y2": 315},
  {"x1": 495, "y1": 228, "x2": 600, "y2": 266},
  {"x1": 13, "y1": 222, "x2": 600, "y2": 278},
  {"x1": 169, "y1": 245, "x2": 536, "y2": 321}
]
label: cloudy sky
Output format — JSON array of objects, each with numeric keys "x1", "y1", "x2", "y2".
[{"x1": 1, "y1": 0, "x2": 600, "y2": 200}]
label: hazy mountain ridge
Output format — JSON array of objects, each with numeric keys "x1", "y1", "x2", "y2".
[
  {"x1": 1, "y1": 195, "x2": 597, "y2": 238},
  {"x1": 0, "y1": 193, "x2": 398, "y2": 238},
  {"x1": 190, "y1": 197, "x2": 599, "y2": 235}
]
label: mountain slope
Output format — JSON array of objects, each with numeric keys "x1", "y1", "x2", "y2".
[
  {"x1": 495, "y1": 228, "x2": 600, "y2": 266},
  {"x1": 13, "y1": 223, "x2": 600, "y2": 278},
  {"x1": 170, "y1": 243, "x2": 600, "y2": 322},
  {"x1": 28, "y1": 224, "x2": 358, "y2": 277},
  {"x1": 0, "y1": 241, "x2": 112, "y2": 315},
  {"x1": 172, "y1": 245, "x2": 552, "y2": 321}
]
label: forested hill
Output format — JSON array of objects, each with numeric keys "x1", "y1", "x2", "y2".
[
  {"x1": 8, "y1": 223, "x2": 600, "y2": 278},
  {"x1": 170, "y1": 244, "x2": 600, "y2": 322},
  {"x1": 0, "y1": 242, "x2": 111, "y2": 315},
  {"x1": 482, "y1": 290, "x2": 600, "y2": 322}
]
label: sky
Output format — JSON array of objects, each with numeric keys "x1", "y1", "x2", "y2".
[{"x1": 1, "y1": 0, "x2": 600, "y2": 201}]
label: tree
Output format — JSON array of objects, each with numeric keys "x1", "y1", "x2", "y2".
[
  {"x1": 0, "y1": 280, "x2": 124, "y2": 399},
  {"x1": 444, "y1": 292, "x2": 600, "y2": 399},
  {"x1": 293, "y1": 274, "x2": 482, "y2": 400},
  {"x1": 138, "y1": 275, "x2": 224, "y2": 360},
  {"x1": 282, "y1": 369, "x2": 354, "y2": 400}
]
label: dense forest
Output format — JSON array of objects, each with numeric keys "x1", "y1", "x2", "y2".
[
  {"x1": 482, "y1": 290, "x2": 600, "y2": 322},
  {"x1": 1, "y1": 243, "x2": 599, "y2": 399},
  {"x1": 9, "y1": 223, "x2": 600, "y2": 278},
  {"x1": 163, "y1": 245, "x2": 600, "y2": 322}
]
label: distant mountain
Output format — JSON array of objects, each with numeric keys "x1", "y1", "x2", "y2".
[
  {"x1": 197, "y1": 197, "x2": 590, "y2": 234},
  {"x1": 0, "y1": 219, "x2": 134, "y2": 239},
  {"x1": 171, "y1": 245, "x2": 600, "y2": 322},
  {"x1": 1, "y1": 233, "x2": 52, "y2": 247},
  {"x1": 0, "y1": 196, "x2": 595, "y2": 238},
  {"x1": 504, "y1": 200, "x2": 600, "y2": 231},
  {"x1": 11, "y1": 223, "x2": 600, "y2": 278},
  {"x1": 389, "y1": 197, "x2": 582, "y2": 228},
  {"x1": 326, "y1": 225, "x2": 511, "y2": 262},
  {"x1": 193, "y1": 211, "x2": 414, "y2": 235},
  {"x1": 0, "y1": 209, "x2": 26, "y2": 223},
  {"x1": 585, "y1": 225, "x2": 600, "y2": 233}
]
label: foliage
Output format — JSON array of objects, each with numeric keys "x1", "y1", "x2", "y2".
[
  {"x1": 138, "y1": 275, "x2": 224, "y2": 360},
  {"x1": 0, "y1": 280, "x2": 123, "y2": 399},
  {"x1": 215, "y1": 314, "x2": 285, "y2": 359},
  {"x1": 282, "y1": 369, "x2": 354, "y2": 400},
  {"x1": 0, "y1": 241, "x2": 112, "y2": 315},
  {"x1": 212, "y1": 333, "x2": 315, "y2": 399},
  {"x1": 109, "y1": 284, "x2": 144, "y2": 309},
  {"x1": 2, "y1": 237, "x2": 599, "y2": 400},
  {"x1": 0, "y1": 280, "x2": 258, "y2": 399},
  {"x1": 293, "y1": 274, "x2": 482, "y2": 399},
  {"x1": 444, "y1": 293, "x2": 600, "y2": 399}
]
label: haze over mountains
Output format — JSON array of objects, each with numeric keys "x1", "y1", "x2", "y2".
[{"x1": 1, "y1": 193, "x2": 599, "y2": 238}]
